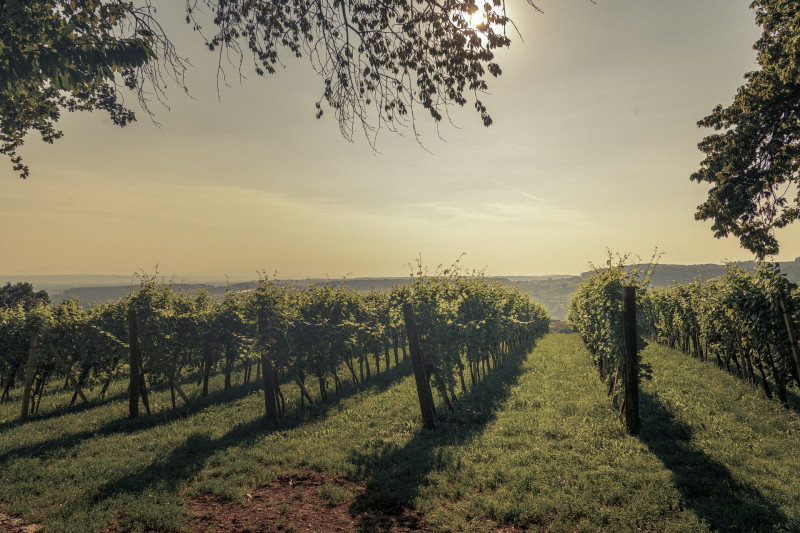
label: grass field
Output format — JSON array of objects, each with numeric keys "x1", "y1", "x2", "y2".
[{"x1": 1, "y1": 334, "x2": 799, "y2": 532}]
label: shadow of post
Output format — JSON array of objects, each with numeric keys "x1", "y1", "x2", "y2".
[
  {"x1": 0, "y1": 390, "x2": 129, "y2": 433},
  {"x1": 92, "y1": 421, "x2": 265, "y2": 501},
  {"x1": 347, "y1": 338, "x2": 536, "y2": 532},
  {"x1": 638, "y1": 391, "x2": 794, "y2": 532},
  {"x1": 0, "y1": 357, "x2": 414, "y2": 466},
  {"x1": 81, "y1": 359, "x2": 420, "y2": 525}
]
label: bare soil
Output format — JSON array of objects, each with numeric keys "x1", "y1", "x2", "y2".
[
  {"x1": 4, "y1": 470, "x2": 526, "y2": 532},
  {"x1": 0, "y1": 512, "x2": 41, "y2": 533},
  {"x1": 184, "y1": 469, "x2": 430, "y2": 532}
]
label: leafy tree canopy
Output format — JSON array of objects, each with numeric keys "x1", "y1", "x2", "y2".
[
  {"x1": 0, "y1": 0, "x2": 187, "y2": 178},
  {"x1": 1, "y1": 0, "x2": 539, "y2": 178},
  {"x1": 692, "y1": 0, "x2": 800, "y2": 258},
  {"x1": 0, "y1": 282, "x2": 50, "y2": 310}
]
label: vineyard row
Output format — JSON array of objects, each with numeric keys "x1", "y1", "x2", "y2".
[
  {"x1": 569, "y1": 260, "x2": 800, "y2": 414},
  {"x1": 1, "y1": 272, "x2": 550, "y2": 422}
]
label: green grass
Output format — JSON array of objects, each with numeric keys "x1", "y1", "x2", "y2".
[
  {"x1": 1, "y1": 335, "x2": 799, "y2": 532},
  {"x1": 319, "y1": 481, "x2": 356, "y2": 506}
]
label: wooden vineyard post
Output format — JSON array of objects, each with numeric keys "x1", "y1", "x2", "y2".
[
  {"x1": 128, "y1": 308, "x2": 141, "y2": 419},
  {"x1": 258, "y1": 309, "x2": 279, "y2": 422},
  {"x1": 777, "y1": 293, "x2": 800, "y2": 384},
  {"x1": 402, "y1": 302, "x2": 436, "y2": 430},
  {"x1": 44, "y1": 332, "x2": 88, "y2": 405},
  {"x1": 169, "y1": 369, "x2": 190, "y2": 406},
  {"x1": 20, "y1": 325, "x2": 39, "y2": 419},
  {"x1": 261, "y1": 354, "x2": 278, "y2": 422},
  {"x1": 622, "y1": 286, "x2": 640, "y2": 435}
]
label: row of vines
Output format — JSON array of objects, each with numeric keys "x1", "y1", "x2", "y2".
[
  {"x1": 568, "y1": 259, "x2": 800, "y2": 410},
  {"x1": 639, "y1": 263, "x2": 800, "y2": 406},
  {"x1": 1, "y1": 270, "x2": 549, "y2": 422},
  {"x1": 566, "y1": 260, "x2": 649, "y2": 415}
]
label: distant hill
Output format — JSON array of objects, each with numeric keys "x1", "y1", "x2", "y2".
[
  {"x1": 48, "y1": 278, "x2": 418, "y2": 306},
  {"x1": 8, "y1": 259, "x2": 800, "y2": 322},
  {"x1": 511, "y1": 258, "x2": 800, "y2": 321},
  {"x1": 49, "y1": 276, "x2": 518, "y2": 306},
  {"x1": 0, "y1": 275, "x2": 137, "y2": 294},
  {"x1": 54, "y1": 284, "x2": 224, "y2": 306},
  {"x1": 511, "y1": 277, "x2": 582, "y2": 321},
  {"x1": 0, "y1": 274, "x2": 253, "y2": 295},
  {"x1": 643, "y1": 259, "x2": 800, "y2": 287}
]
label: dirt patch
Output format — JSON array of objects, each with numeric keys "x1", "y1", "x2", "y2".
[
  {"x1": 185, "y1": 469, "x2": 430, "y2": 532},
  {"x1": 0, "y1": 512, "x2": 41, "y2": 533}
]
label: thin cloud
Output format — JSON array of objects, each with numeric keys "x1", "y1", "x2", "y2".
[{"x1": 413, "y1": 195, "x2": 585, "y2": 226}]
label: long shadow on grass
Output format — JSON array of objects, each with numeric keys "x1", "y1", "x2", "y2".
[
  {"x1": 347, "y1": 339, "x2": 536, "y2": 532},
  {"x1": 91, "y1": 420, "x2": 265, "y2": 502},
  {"x1": 0, "y1": 363, "x2": 292, "y2": 433},
  {"x1": 0, "y1": 358, "x2": 413, "y2": 467},
  {"x1": 0, "y1": 390, "x2": 129, "y2": 433},
  {"x1": 668, "y1": 349, "x2": 800, "y2": 414},
  {"x1": 0, "y1": 379, "x2": 258, "y2": 464},
  {"x1": 82, "y1": 360, "x2": 416, "y2": 521},
  {"x1": 638, "y1": 391, "x2": 796, "y2": 532}
]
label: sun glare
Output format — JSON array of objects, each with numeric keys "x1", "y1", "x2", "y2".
[
  {"x1": 467, "y1": 8, "x2": 492, "y2": 31},
  {"x1": 462, "y1": 6, "x2": 505, "y2": 45},
  {"x1": 467, "y1": 10, "x2": 483, "y2": 30}
]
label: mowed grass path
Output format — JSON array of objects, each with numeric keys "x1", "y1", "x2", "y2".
[{"x1": 1, "y1": 334, "x2": 799, "y2": 532}]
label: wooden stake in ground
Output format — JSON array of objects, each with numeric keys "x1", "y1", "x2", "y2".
[
  {"x1": 20, "y1": 325, "x2": 39, "y2": 419},
  {"x1": 274, "y1": 351, "x2": 315, "y2": 407},
  {"x1": 261, "y1": 354, "x2": 278, "y2": 422},
  {"x1": 169, "y1": 368, "x2": 190, "y2": 406},
  {"x1": 622, "y1": 286, "x2": 640, "y2": 435},
  {"x1": 778, "y1": 293, "x2": 800, "y2": 387},
  {"x1": 257, "y1": 308, "x2": 280, "y2": 421},
  {"x1": 43, "y1": 333, "x2": 88, "y2": 405},
  {"x1": 402, "y1": 302, "x2": 436, "y2": 430},
  {"x1": 128, "y1": 308, "x2": 141, "y2": 419}
]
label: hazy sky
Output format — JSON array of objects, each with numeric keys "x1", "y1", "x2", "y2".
[{"x1": 3, "y1": 0, "x2": 799, "y2": 280}]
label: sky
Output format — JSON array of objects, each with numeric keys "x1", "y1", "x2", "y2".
[{"x1": 2, "y1": 0, "x2": 799, "y2": 281}]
